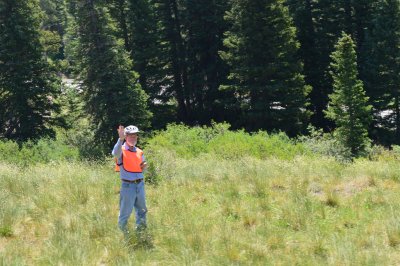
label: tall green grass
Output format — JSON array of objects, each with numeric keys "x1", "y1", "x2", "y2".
[
  {"x1": 2, "y1": 124, "x2": 400, "y2": 264},
  {"x1": 2, "y1": 155, "x2": 400, "y2": 264}
]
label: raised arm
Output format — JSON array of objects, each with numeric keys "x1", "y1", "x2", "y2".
[{"x1": 111, "y1": 125, "x2": 125, "y2": 158}]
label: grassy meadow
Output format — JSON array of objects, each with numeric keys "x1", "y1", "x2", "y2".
[{"x1": 2, "y1": 124, "x2": 400, "y2": 265}]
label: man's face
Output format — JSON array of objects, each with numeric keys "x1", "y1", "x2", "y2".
[{"x1": 125, "y1": 133, "x2": 138, "y2": 146}]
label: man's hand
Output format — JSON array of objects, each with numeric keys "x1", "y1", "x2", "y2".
[
  {"x1": 140, "y1": 161, "x2": 148, "y2": 170},
  {"x1": 118, "y1": 125, "x2": 125, "y2": 141}
]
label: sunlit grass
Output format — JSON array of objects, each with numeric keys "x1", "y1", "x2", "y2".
[{"x1": 1, "y1": 155, "x2": 400, "y2": 265}]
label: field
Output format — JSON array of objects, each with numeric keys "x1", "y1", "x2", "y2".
[{"x1": 2, "y1": 125, "x2": 400, "y2": 265}]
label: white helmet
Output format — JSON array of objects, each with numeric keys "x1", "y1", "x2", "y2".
[{"x1": 124, "y1": 125, "x2": 140, "y2": 135}]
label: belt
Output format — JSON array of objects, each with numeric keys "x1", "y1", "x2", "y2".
[{"x1": 122, "y1": 178, "x2": 143, "y2": 184}]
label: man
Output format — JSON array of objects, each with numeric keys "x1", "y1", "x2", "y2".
[{"x1": 112, "y1": 125, "x2": 148, "y2": 234}]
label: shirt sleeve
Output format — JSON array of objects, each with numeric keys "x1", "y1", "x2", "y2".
[
  {"x1": 111, "y1": 139, "x2": 124, "y2": 158},
  {"x1": 142, "y1": 154, "x2": 147, "y2": 173}
]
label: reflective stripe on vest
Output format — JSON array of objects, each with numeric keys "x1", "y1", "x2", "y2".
[{"x1": 116, "y1": 146, "x2": 143, "y2": 173}]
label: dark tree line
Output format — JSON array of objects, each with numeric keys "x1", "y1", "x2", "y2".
[
  {"x1": 0, "y1": 0, "x2": 63, "y2": 141},
  {"x1": 288, "y1": 0, "x2": 400, "y2": 145},
  {"x1": 1, "y1": 0, "x2": 400, "y2": 152}
]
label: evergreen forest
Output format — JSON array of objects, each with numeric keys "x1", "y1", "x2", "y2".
[{"x1": 1, "y1": 0, "x2": 400, "y2": 155}]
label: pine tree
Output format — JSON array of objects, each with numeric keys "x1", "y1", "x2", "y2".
[
  {"x1": 181, "y1": 0, "x2": 229, "y2": 125},
  {"x1": 0, "y1": 0, "x2": 62, "y2": 141},
  {"x1": 325, "y1": 33, "x2": 372, "y2": 156},
  {"x1": 149, "y1": 0, "x2": 230, "y2": 126},
  {"x1": 287, "y1": 0, "x2": 323, "y2": 128},
  {"x1": 39, "y1": 0, "x2": 68, "y2": 61},
  {"x1": 147, "y1": 0, "x2": 189, "y2": 123},
  {"x1": 352, "y1": 0, "x2": 376, "y2": 51},
  {"x1": 288, "y1": 0, "x2": 376, "y2": 131},
  {"x1": 108, "y1": 0, "x2": 130, "y2": 50},
  {"x1": 70, "y1": 0, "x2": 151, "y2": 151},
  {"x1": 360, "y1": 0, "x2": 400, "y2": 144},
  {"x1": 220, "y1": 0, "x2": 311, "y2": 135},
  {"x1": 124, "y1": 0, "x2": 177, "y2": 129}
]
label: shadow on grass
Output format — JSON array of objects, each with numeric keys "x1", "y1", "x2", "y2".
[{"x1": 124, "y1": 230, "x2": 154, "y2": 251}]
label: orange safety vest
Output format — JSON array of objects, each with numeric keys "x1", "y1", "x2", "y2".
[
  {"x1": 115, "y1": 146, "x2": 143, "y2": 173},
  {"x1": 114, "y1": 158, "x2": 120, "y2": 172}
]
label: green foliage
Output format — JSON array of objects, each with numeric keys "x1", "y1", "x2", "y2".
[
  {"x1": 60, "y1": 121, "x2": 107, "y2": 161},
  {"x1": 179, "y1": 0, "x2": 230, "y2": 124},
  {"x1": 288, "y1": 1, "x2": 376, "y2": 131},
  {"x1": 325, "y1": 33, "x2": 372, "y2": 157},
  {"x1": 40, "y1": 29, "x2": 62, "y2": 58},
  {"x1": 52, "y1": 82, "x2": 107, "y2": 160},
  {"x1": 368, "y1": 144, "x2": 400, "y2": 162},
  {"x1": 57, "y1": 83, "x2": 84, "y2": 129},
  {"x1": 39, "y1": 0, "x2": 67, "y2": 63},
  {"x1": 0, "y1": 138, "x2": 79, "y2": 167},
  {"x1": 287, "y1": 0, "x2": 339, "y2": 130},
  {"x1": 69, "y1": 0, "x2": 152, "y2": 152},
  {"x1": 0, "y1": 226, "x2": 13, "y2": 237},
  {"x1": 361, "y1": 0, "x2": 400, "y2": 144},
  {"x1": 39, "y1": 0, "x2": 67, "y2": 34},
  {"x1": 149, "y1": 0, "x2": 230, "y2": 125},
  {"x1": 220, "y1": 0, "x2": 311, "y2": 135},
  {"x1": 120, "y1": 0, "x2": 178, "y2": 129},
  {"x1": 391, "y1": 145, "x2": 400, "y2": 157},
  {"x1": 145, "y1": 123, "x2": 310, "y2": 184},
  {"x1": 7, "y1": 0, "x2": 400, "y2": 151},
  {"x1": 299, "y1": 126, "x2": 352, "y2": 162},
  {"x1": 0, "y1": 0, "x2": 64, "y2": 142},
  {"x1": 146, "y1": 123, "x2": 308, "y2": 160},
  {"x1": 208, "y1": 131, "x2": 308, "y2": 160}
]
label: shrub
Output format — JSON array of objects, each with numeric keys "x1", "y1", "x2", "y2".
[
  {"x1": 0, "y1": 138, "x2": 79, "y2": 166},
  {"x1": 366, "y1": 144, "x2": 400, "y2": 162},
  {"x1": 298, "y1": 126, "x2": 352, "y2": 162},
  {"x1": 144, "y1": 123, "x2": 310, "y2": 184},
  {"x1": 208, "y1": 131, "x2": 308, "y2": 160},
  {"x1": 145, "y1": 123, "x2": 224, "y2": 158},
  {"x1": 61, "y1": 129, "x2": 106, "y2": 161},
  {"x1": 391, "y1": 145, "x2": 400, "y2": 158},
  {"x1": 146, "y1": 123, "x2": 307, "y2": 160}
]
